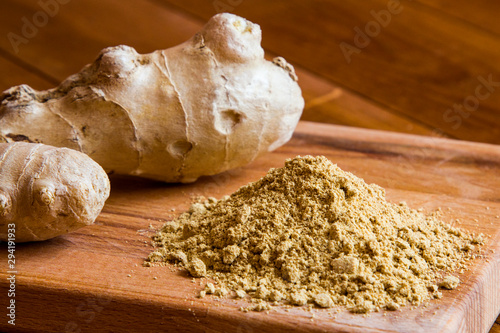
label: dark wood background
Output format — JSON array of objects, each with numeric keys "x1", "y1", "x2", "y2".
[{"x1": 0, "y1": 1, "x2": 499, "y2": 332}]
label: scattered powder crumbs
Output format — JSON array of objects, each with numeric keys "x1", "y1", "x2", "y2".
[
  {"x1": 438, "y1": 275, "x2": 460, "y2": 290},
  {"x1": 145, "y1": 156, "x2": 483, "y2": 313},
  {"x1": 187, "y1": 258, "x2": 206, "y2": 278},
  {"x1": 314, "y1": 293, "x2": 334, "y2": 308},
  {"x1": 204, "y1": 283, "x2": 216, "y2": 294},
  {"x1": 245, "y1": 300, "x2": 272, "y2": 312},
  {"x1": 214, "y1": 287, "x2": 229, "y2": 297},
  {"x1": 235, "y1": 289, "x2": 247, "y2": 299}
]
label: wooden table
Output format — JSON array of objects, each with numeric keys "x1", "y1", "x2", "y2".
[{"x1": 0, "y1": 1, "x2": 499, "y2": 332}]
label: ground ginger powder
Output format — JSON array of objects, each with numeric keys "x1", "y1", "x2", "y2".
[{"x1": 146, "y1": 156, "x2": 482, "y2": 313}]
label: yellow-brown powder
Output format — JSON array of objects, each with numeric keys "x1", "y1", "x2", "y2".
[{"x1": 146, "y1": 156, "x2": 482, "y2": 313}]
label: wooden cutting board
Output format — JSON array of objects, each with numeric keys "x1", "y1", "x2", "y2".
[{"x1": 1, "y1": 121, "x2": 499, "y2": 333}]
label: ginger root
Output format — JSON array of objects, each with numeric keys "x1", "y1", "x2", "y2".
[
  {"x1": 0, "y1": 142, "x2": 110, "y2": 242},
  {"x1": 0, "y1": 13, "x2": 304, "y2": 182}
]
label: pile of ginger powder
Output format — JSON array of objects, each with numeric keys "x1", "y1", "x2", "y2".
[{"x1": 146, "y1": 155, "x2": 483, "y2": 313}]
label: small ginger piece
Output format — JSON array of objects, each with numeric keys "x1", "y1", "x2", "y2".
[{"x1": 0, "y1": 142, "x2": 110, "y2": 242}]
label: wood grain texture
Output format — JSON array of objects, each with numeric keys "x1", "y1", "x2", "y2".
[
  {"x1": 297, "y1": 68, "x2": 439, "y2": 136},
  {"x1": 0, "y1": 51, "x2": 54, "y2": 91},
  {"x1": 1, "y1": 121, "x2": 499, "y2": 333},
  {"x1": 416, "y1": 0, "x2": 500, "y2": 36},
  {"x1": 0, "y1": 0, "x2": 201, "y2": 80},
  {"x1": 158, "y1": 0, "x2": 500, "y2": 144}
]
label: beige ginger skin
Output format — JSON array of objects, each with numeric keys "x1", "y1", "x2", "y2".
[
  {"x1": 0, "y1": 143, "x2": 110, "y2": 242},
  {"x1": 0, "y1": 13, "x2": 304, "y2": 182}
]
